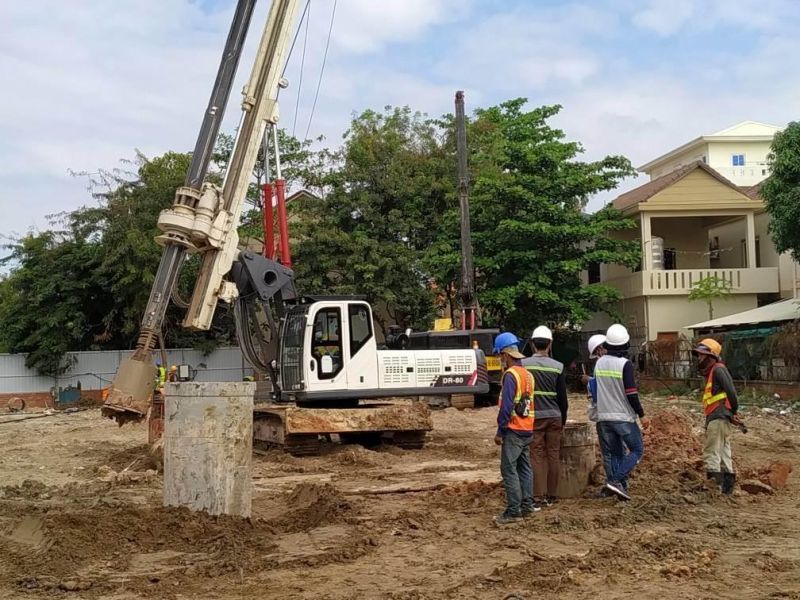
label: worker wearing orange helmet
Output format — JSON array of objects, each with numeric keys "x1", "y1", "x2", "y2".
[{"x1": 692, "y1": 338, "x2": 739, "y2": 495}]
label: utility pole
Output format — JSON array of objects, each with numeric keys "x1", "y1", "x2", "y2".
[{"x1": 455, "y1": 91, "x2": 480, "y2": 329}]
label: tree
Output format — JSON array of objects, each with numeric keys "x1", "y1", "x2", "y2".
[
  {"x1": 429, "y1": 100, "x2": 640, "y2": 331},
  {"x1": 0, "y1": 221, "x2": 111, "y2": 375},
  {"x1": 688, "y1": 275, "x2": 733, "y2": 320},
  {"x1": 761, "y1": 121, "x2": 800, "y2": 261},
  {"x1": 291, "y1": 107, "x2": 451, "y2": 331}
]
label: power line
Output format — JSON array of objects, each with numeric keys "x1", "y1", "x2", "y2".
[
  {"x1": 277, "y1": 0, "x2": 311, "y2": 100},
  {"x1": 291, "y1": 0, "x2": 311, "y2": 137},
  {"x1": 304, "y1": 0, "x2": 336, "y2": 141}
]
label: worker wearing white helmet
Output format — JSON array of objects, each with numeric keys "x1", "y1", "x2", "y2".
[
  {"x1": 521, "y1": 325, "x2": 568, "y2": 508},
  {"x1": 593, "y1": 324, "x2": 648, "y2": 501},
  {"x1": 582, "y1": 334, "x2": 608, "y2": 495}
]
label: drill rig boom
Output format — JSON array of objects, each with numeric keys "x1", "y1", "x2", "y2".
[{"x1": 103, "y1": 0, "x2": 300, "y2": 421}]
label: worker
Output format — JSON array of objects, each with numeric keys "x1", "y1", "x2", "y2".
[
  {"x1": 594, "y1": 324, "x2": 648, "y2": 501},
  {"x1": 583, "y1": 334, "x2": 614, "y2": 497},
  {"x1": 521, "y1": 325, "x2": 568, "y2": 508},
  {"x1": 154, "y1": 360, "x2": 167, "y2": 391},
  {"x1": 692, "y1": 339, "x2": 739, "y2": 495},
  {"x1": 492, "y1": 332, "x2": 536, "y2": 525},
  {"x1": 167, "y1": 365, "x2": 178, "y2": 382}
]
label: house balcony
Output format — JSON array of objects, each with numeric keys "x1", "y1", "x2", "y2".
[{"x1": 605, "y1": 267, "x2": 780, "y2": 298}]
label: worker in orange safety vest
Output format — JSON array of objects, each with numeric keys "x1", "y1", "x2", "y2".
[
  {"x1": 692, "y1": 338, "x2": 740, "y2": 495},
  {"x1": 492, "y1": 332, "x2": 536, "y2": 525}
]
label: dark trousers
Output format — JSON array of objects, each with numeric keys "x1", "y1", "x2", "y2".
[
  {"x1": 531, "y1": 417, "x2": 562, "y2": 498},
  {"x1": 597, "y1": 421, "x2": 644, "y2": 486},
  {"x1": 500, "y1": 431, "x2": 533, "y2": 516}
]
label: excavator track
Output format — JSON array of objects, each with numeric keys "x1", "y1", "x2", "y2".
[{"x1": 253, "y1": 401, "x2": 432, "y2": 457}]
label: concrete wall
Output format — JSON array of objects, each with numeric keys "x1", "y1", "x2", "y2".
[
  {"x1": 706, "y1": 140, "x2": 772, "y2": 185},
  {"x1": 708, "y1": 218, "x2": 748, "y2": 268},
  {"x1": 646, "y1": 294, "x2": 757, "y2": 338},
  {"x1": 583, "y1": 296, "x2": 645, "y2": 334},
  {"x1": 755, "y1": 211, "x2": 799, "y2": 297},
  {"x1": 650, "y1": 217, "x2": 709, "y2": 269},
  {"x1": 0, "y1": 346, "x2": 255, "y2": 396},
  {"x1": 648, "y1": 143, "x2": 710, "y2": 179}
]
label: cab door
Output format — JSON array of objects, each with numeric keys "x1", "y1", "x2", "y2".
[
  {"x1": 305, "y1": 303, "x2": 347, "y2": 392},
  {"x1": 343, "y1": 302, "x2": 378, "y2": 390}
]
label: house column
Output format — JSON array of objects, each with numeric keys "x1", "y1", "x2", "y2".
[
  {"x1": 745, "y1": 212, "x2": 757, "y2": 269},
  {"x1": 641, "y1": 213, "x2": 652, "y2": 271}
]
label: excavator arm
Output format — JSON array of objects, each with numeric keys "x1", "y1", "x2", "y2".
[{"x1": 103, "y1": 0, "x2": 300, "y2": 422}]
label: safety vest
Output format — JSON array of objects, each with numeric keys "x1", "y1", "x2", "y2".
[
  {"x1": 702, "y1": 362, "x2": 732, "y2": 416},
  {"x1": 498, "y1": 365, "x2": 535, "y2": 432},
  {"x1": 154, "y1": 366, "x2": 167, "y2": 391}
]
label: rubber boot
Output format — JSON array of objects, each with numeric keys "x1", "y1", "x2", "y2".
[
  {"x1": 721, "y1": 473, "x2": 735, "y2": 496},
  {"x1": 706, "y1": 471, "x2": 723, "y2": 491}
]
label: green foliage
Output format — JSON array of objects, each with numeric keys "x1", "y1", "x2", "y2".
[
  {"x1": 688, "y1": 275, "x2": 733, "y2": 319},
  {"x1": 761, "y1": 121, "x2": 800, "y2": 262},
  {"x1": 0, "y1": 222, "x2": 110, "y2": 375},
  {"x1": 0, "y1": 148, "x2": 234, "y2": 374},
  {"x1": 462, "y1": 101, "x2": 639, "y2": 330},
  {"x1": 292, "y1": 107, "x2": 448, "y2": 330}
]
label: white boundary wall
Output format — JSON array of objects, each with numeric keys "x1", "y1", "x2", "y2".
[{"x1": 0, "y1": 347, "x2": 255, "y2": 394}]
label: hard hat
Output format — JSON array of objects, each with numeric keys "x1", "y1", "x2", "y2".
[
  {"x1": 155, "y1": 359, "x2": 161, "y2": 366},
  {"x1": 493, "y1": 332, "x2": 523, "y2": 358},
  {"x1": 531, "y1": 325, "x2": 553, "y2": 341},
  {"x1": 605, "y1": 324, "x2": 630, "y2": 346},
  {"x1": 693, "y1": 338, "x2": 722, "y2": 359},
  {"x1": 587, "y1": 334, "x2": 607, "y2": 358},
  {"x1": 170, "y1": 365, "x2": 178, "y2": 372}
]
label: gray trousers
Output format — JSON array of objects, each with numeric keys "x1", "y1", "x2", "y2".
[
  {"x1": 704, "y1": 419, "x2": 733, "y2": 473},
  {"x1": 500, "y1": 432, "x2": 533, "y2": 515}
]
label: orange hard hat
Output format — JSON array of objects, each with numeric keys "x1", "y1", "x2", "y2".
[
  {"x1": 693, "y1": 338, "x2": 722, "y2": 359},
  {"x1": 170, "y1": 365, "x2": 178, "y2": 372}
]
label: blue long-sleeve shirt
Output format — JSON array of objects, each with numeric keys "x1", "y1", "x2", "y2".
[{"x1": 496, "y1": 363, "x2": 533, "y2": 438}]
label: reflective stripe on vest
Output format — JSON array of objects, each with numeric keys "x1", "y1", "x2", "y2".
[
  {"x1": 702, "y1": 362, "x2": 731, "y2": 416},
  {"x1": 525, "y1": 364, "x2": 559, "y2": 396},
  {"x1": 498, "y1": 365, "x2": 535, "y2": 431}
]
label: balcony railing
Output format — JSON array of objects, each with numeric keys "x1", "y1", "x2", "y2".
[{"x1": 604, "y1": 268, "x2": 780, "y2": 298}]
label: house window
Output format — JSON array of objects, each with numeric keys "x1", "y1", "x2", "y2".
[
  {"x1": 588, "y1": 262, "x2": 601, "y2": 284},
  {"x1": 664, "y1": 248, "x2": 677, "y2": 270},
  {"x1": 732, "y1": 154, "x2": 745, "y2": 167}
]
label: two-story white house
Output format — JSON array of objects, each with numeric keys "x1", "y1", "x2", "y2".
[{"x1": 585, "y1": 121, "x2": 799, "y2": 341}]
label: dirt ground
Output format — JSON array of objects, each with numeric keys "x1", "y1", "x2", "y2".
[{"x1": 1, "y1": 396, "x2": 798, "y2": 600}]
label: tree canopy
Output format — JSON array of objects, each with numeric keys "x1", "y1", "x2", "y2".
[{"x1": 761, "y1": 121, "x2": 800, "y2": 262}]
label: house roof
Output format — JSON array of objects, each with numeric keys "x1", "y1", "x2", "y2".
[
  {"x1": 638, "y1": 121, "x2": 782, "y2": 173},
  {"x1": 687, "y1": 298, "x2": 799, "y2": 330},
  {"x1": 612, "y1": 161, "x2": 749, "y2": 211}
]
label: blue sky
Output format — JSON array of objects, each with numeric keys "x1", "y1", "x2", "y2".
[{"x1": 1, "y1": 0, "x2": 798, "y2": 242}]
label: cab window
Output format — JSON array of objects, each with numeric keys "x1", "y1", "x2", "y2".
[
  {"x1": 312, "y1": 308, "x2": 342, "y2": 379},
  {"x1": 348, "y1": 303, "x2": 372, "y2": 357}
]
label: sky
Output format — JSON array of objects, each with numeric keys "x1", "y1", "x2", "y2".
[{"x1": 1, "y1": 0, "x2": 798, "y2": 243}]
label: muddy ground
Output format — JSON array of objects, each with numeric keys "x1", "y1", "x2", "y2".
[{"x1": 0, "y1": 397, "x2": 798, "y2": 600}]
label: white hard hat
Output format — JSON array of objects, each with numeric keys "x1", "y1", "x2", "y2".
[
  {"x1": 531, "y1": 325, "x2": 553, "y2": 341},
  {"x1": 587, "y1": 334, "x2": 606, "y2": 358},
  {"x1": 605, "y1": 323, "x2": 630, "y2": 346}
]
